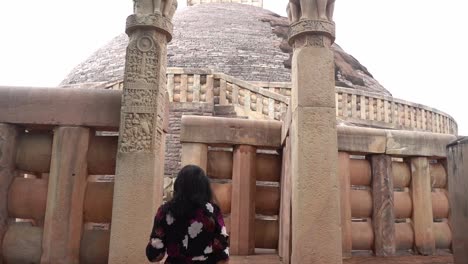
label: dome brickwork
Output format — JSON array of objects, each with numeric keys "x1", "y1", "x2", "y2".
[{"x1": 61, "y1": 3, "x2": 391, "y2": 96}]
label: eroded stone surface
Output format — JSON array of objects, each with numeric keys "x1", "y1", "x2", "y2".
[
  {"x1": 386, "y1": 130, "x2": 456, "y2": 157},
  {"x1": 290, "y1": 107, "x2": 341, "y2": 263}
]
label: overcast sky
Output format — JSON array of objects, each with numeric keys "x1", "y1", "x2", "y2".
[{"x1": 0, "y1": 0, "x2": 467, "y2": 135}]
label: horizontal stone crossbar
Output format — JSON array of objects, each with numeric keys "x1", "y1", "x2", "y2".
[
  {"x1": 337, "y1": 126, "x2": 456, "y2": 158},
  {"x1": 0, "y1": 86, "x2": 121, "y2": 130},
  {"x1": 181, "y1": 115, "x2": 282, "y2": 148}
]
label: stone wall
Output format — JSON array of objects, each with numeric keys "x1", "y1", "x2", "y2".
[{"x1": 165, "y1": 102, "x2": 214, "y2": 178}]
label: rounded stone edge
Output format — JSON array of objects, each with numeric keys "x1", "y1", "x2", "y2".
[
  {"x1": 446, "y1": 136, "x2": 468, "y2": 148},
  {"x1": 288, "y1": 19, "x2": 336, "y2": 45},
  {"x1": 126, "y1": 14, "x2": 174, "y2": 42}
]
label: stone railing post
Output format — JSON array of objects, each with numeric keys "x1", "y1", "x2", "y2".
[
  {"x1": 279, "y1": 137, "x2": 292, "y2": 263},
  {"x1": 108, "y1": 1, "x2": 176, "y2": 262},
  {"x1": 41, "y1": 126, "x2": 90, "y2": 263},
  {"x1": 0, "y1": 124, "x2": 18, "y2": 261},
  {"x1": 287, "y1": 1, "x2": 342, "y2": 262},
  {"x1": 338, "y1": 152, "x2": 352, "y2": 258},
  {"x1": 230, "y1": 145, "x2": 256, "y2": 255},
  {"x1": 409, "y1": 157, "x2": 436, "y2": 255},
  {"x1": 370, "y1": 154, "x2": 396, "y2": 256},
  {"x1": 447, "y1": 138, "x2": 468, "y2": 264}
]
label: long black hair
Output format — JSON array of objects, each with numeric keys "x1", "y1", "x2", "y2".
[{"x1": 166, "y1": 165, "x2": 213, "y2": 218}]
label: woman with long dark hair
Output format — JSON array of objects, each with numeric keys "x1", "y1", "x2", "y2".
[{"x1": 146, "y1": 165, "x2": 229, "y2": 263}]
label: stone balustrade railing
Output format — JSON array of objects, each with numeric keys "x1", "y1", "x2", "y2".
[
  {"x1": 0, "y1": 86, "x2": 122, "y2": 263},
  {"x1": 104, "y1": 69, "x2": 457, "y2": 135},
  {"x1": 106, "y1": 68, "x2": 290, "y2": 121},
  {"x1": 335, "y1": 87, "x2": 457, "y2": 135},
  {"x1": 254, "y1": 81, "x2": 458, "y2": 135},
  {"x1": 0, "y1": 85, "x2": 458, "y2": 262},
  {"x1": 281, "y1": 109, "x2": 456, "y2": 260},
  {"x1": 180, "y1": 116, "x2": 283, "y2": 255}
]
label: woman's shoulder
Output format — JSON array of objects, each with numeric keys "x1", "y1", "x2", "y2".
[
  {"x1": 155, "y1": 204, "x2": 167, "y2": 219},
  {"x1": 204, "y1": 202, "x2": 222, "y2": 215}
]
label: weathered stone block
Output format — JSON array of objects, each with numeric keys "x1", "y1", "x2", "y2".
[
  {"x1": 0, "y1": 86, "x2": 121, "y2": 130},
  {"x1": 181, "y1": 116, "x2": 282, "y2": 148},
  {"x1": 41, "y1": 127, "x2": 90, "y2": 264},
  {"x1": 290, "y1": 107, "x2": 341, "y2": 263},
  {"x1": 386, "y1": 130, "x2": 456, "y2": 158},
  {"x1": 2, "y1": 224, "x2": 42, "y2": 264},
  {"x1": 447, "y1": 138, "x2": 468, "y2": 264},
  {"x1": 337, "y1": 126, "x2": 386, "y2": 154},
  {"x1": 80, "y1": 230, "x2": 110, "y2": 264},
  {"x1": 291, "y1": 47, "x2": 335, "y2": 111}
]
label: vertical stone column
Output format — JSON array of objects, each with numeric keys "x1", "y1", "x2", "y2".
[
  {"x1": 338, "y1": 152, "x2": 352, "y2": 258},
  {"x1": 288, "y1": 12, "x2": 342, "y2": 263},
  {"x1": 0, "y1": 124, "x2": 18, "y2": 262},
  {"x1": 370, "y1": 155, "x2": 396, "y2": 256},
  {"x1": 108, "y1": 2, "x2": 176, "y2": 262},
  {"x1": 279, "y1": 137, "x2": 292, "y2": 263},
  {"x1": 230, "y1": 145, "x2": 256, "y2": 255},
  {"x1": 410, "y1": 157, "x2": 435, "y2": 255},
  {"x1": 41, "y1": 127, "x2": 90, "y2": 264},
  {"x1": 447, "y1": 138, "x2": 468, "y2": 264}
]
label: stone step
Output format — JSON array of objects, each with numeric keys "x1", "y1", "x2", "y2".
[
  {"x1": 214, "y1": 105, "x2": 236, "y2": 116},
  {"x1": 215, "y1": 115, "x2": 249, "y2": 119}
]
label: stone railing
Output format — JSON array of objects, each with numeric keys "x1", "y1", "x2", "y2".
[
  {"x1": 0, "y1": 86, "x2": 123, "y2": 263},
  {"x1": 0, "y1": 85, "x2": 458, "y2": 262},
  {"x1": 0, "y1": 85, "x2": 283, "y2": 262},
  {"x1": 105, "y1": 69, "x2": 457, "y2": 135},
  {"x1": 335, "y1": 127, "x2": 454, "y2": 257},
  {"x1": 281, "y1": 110, "x2": 456, "y2": 261},
  {"x1": 180, "y1": 116, "x2": 283, "y2": 255},
  {"x1": 106, "y1": 68, "x2": 290, "y2": 121},
  {"x1": 255, "y1": 81, "x2": 458, "y2": 135},
  {"x1": 335, "y1": 87, "x2": 457, "y2": 135},
  {"x1": 165, "y1": 69, "x2": 289, "y2": 121}
]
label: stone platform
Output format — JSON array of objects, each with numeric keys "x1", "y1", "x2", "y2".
[
  {"x1": 344, "y1": 256, "x2": 454, "y2": 264},
  {"x1": 228, "y1": 255, "x2": 454, "y2": 264}
]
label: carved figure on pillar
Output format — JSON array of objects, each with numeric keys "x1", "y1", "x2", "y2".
[
  {"x1": 134, "y1": 0, "x2": 178, "y2": 18},
  {"x1": 109, "y1": 0, "x2": 176, "y2": 262},
  {"x1": 287, "y1": 0, "x2": 335, "y2": 23}
]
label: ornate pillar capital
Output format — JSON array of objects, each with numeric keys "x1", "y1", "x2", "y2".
[
  {"x1": 288, "y1": 19, "x2": 335, "y2": 48},
  {"x1": 126, "y1": 13, "x2": 174, "y2": 41}
]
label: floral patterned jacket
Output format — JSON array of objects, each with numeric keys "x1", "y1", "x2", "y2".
[{"x1": 146, "y1": 202, "x2": 229, "y2": 263}]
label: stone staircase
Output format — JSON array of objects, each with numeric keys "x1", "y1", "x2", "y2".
[
  {"x1": 214, "y1": 105, "x2": 248, "y2": 119},
  {"x1": 103, "y1": 68, "x2": 458, "y2": 135}
]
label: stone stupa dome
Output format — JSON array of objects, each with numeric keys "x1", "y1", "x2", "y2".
[{"x1": 60, "y1": 3, "x2": 391, "y2": 96}]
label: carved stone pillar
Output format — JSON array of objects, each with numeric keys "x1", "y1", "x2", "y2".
[
  {"x1": 108, "y1": 7, "x2": 174, "y2": 263},
  {"x1": 288, "y1": 8, "x2": 342, "y2": 264}
]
